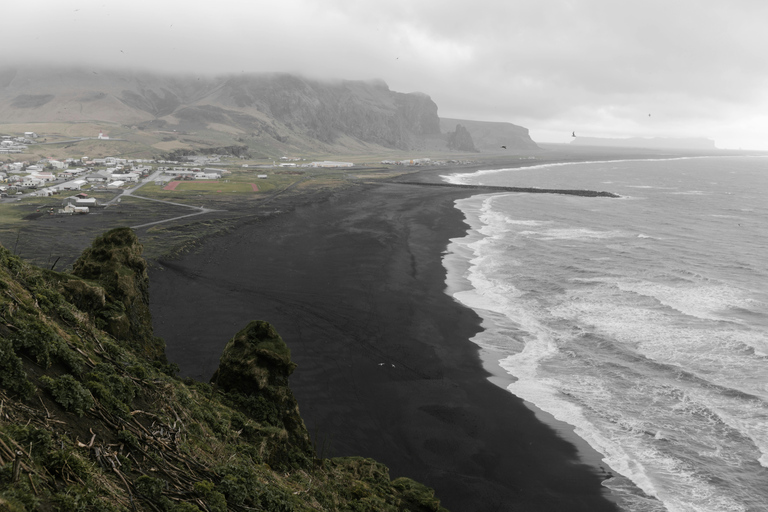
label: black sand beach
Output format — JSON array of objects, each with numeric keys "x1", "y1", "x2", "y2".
[{"x1": 148, "y1": 169, "x2": 620, "y2": 511}]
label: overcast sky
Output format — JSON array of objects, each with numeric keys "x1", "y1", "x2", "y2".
[{"x1": 7, "y1": 0, "x2": 768, "y2": 150}]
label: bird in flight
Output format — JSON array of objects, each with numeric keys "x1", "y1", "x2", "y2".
[
  {"x1": 501, "y1": 145, "x2": 507, "y2": 149},
  {"x1": 572, "y1": 131, "x2": 576, "y2": 137}
]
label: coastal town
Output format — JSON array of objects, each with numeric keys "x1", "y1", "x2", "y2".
[{"x1": 0, "y1": 130, "x2": 460, "y2": 216}]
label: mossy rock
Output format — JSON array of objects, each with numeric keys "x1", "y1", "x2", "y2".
[
  {"x1": 69, "y1": 227, "x2": 166, "y2": 361},
  {"x1": 212, "y1": 321, "x2": 313, "y2": 466},
  {"x1": 211, "y1": 320, "x2": 296, "y2": 392}
]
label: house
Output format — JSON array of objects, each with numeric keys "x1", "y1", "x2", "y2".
[
  {"x1": 107, "y1": 180, "x2": 125, "y2": 188},
  {"x1": 110, "y1": 172, "x2": 139, "y2": 182},
  {"x1": 59, "y1": 203, "x2": 89, "y2": 214},
  {"x1": 86, "y1": 171, "x2": 112, "y2": 183},
  {"x1": 257, "y1": 175, "x2": 268, "y2": 179},
  {"x1": 29, "y1": 171, "x2": 56, "y2": 182},
  {"x1": 74, "y1": 197, "x2": 97, "y2": 207},
  {"x1": 34, "y1": 188, "x2": 55, "y2": 197},
  {"x1": 20, "y1": 177, "x2": 43, "y2": 188}
]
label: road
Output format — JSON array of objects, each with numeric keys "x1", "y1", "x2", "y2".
[{"x1": 104, "y1": 170, "x2": 225, "y2": 229}]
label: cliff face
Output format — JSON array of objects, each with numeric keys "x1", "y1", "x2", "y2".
[
  {"x1": 211, "y1": 74, "x2": 440, "y2": 150},
  {"x1": 439, "y1": 117, "x2": 539, "y2": 151},
  {"x1": 0, "y1": 67, "x2": 443, "y2": 152},
  {"x1": 0, "y1": 229, "x2": 447, "y2": 511}
]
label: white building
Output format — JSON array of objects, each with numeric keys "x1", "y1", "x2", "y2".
[
  {"x1": 29, "y1": 172, "x2": 56, "y2": 182},
  {"x1": 21, "y1": 177, "x2": 43, "y2": 187},
  {"x1": 59, "y1": 204, "x2": 89, "y2": 214},
  {"x1": 110, "y1": 172, "x2": 139, "y2": 182},
  {"x1": 309, "y1": 161, "x2": 354, "y2": 168},
  {"x1": 74, "y1": 197, "x2": 97, "y2": 207},
  {"x1": 61, "y1": 180, "x2": 87, "y2": 191}
]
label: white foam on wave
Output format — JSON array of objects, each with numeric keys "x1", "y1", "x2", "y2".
[
  {"x1": 551, "y1": 285, "x2": 768, "y2": 391},
  {"x1": 502, "y1": 328, "x2": 756, "y2": 512},
  {"x1": 499, "y1": 339, "x2": 665, "y2": 504},
  {"x1": 520, "y1": 227, "x2": 627, "y2": 241},
  {"x1": 668, "y1": 190, "x2": 709, "y2": 196},
  {"x1": 613, "y1": 279, "x2": 756, "y2": 322},
  {"x1": 551, "y1": 284, "x2": 768, "y2": 476},
  {"x1": 439, "y1": 155, "x2": 715, "y2": 186}
]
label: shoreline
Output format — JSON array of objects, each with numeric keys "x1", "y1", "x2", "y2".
[{"x1": 148, "y1": 168, "x2": 621, "y2": 511}]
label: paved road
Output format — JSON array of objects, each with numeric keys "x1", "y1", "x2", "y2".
[{"x1": 104, "y1": 171, "x2": 225, "y2": 229}]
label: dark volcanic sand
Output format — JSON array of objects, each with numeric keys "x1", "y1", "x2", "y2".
[{"x1": 147, "y1": 177, "x2": 620, "y2": 511}]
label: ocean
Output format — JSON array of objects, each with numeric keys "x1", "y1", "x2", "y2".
[{"x1": 441, "y1": 156, "x2": 768, "y2": 512}]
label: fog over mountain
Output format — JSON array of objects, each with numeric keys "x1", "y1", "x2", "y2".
[
  {"x1": 0, "y1": 66, "x2": 538, "y2": 155},
  {"x1": 4, "y1": 1, "x2": 768, "y2": 150}
]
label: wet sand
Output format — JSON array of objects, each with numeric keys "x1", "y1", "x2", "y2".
[{"x1": 147, "y1": 172, "x2": 620, "y2": 511}]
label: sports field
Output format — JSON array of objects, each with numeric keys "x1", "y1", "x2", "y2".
[{"x1": 161, "y1": 181, "x2": 258, "y2": 193}]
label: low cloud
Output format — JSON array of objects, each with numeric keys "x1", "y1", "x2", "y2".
[{"x1": 5, "y1": 0, "x2": 768, "y2": 149}]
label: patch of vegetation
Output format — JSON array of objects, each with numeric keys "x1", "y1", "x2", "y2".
[{"x1": 40, "y1": 374, "x2": 94, "y2": 416}]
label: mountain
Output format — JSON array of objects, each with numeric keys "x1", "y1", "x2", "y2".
[
  {"x1": 0, "y1": 228, "x2": 447, "y2": 511},
  {"x1": 570, "y1": 136, "x2": 716, "y2": 150},
  {"x1": 0, "y1": 67, "x2": 537, "y2": 157}
]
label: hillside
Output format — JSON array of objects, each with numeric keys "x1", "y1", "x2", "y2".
[
  {"x1": 0, "y1": 67, "x2": 537, "y2": 158},
  {"x1": 0, "y1": 227, "x2": 446, "y2": 511}
]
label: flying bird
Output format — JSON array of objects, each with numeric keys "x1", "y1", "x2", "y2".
[
  {"x1": 501, "y1": 145, "x2": 507, "y2": 149},
  {"x1": 572, "y1": 131, "x2": 576, "y2": 137}
]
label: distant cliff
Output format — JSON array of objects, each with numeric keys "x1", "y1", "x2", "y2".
[
  {"x1": 571, "y1": 136, "x2": 716, "y2": 150},
  {"x1": 0, "y1": 228, "x2": 447, "y2": 511},
  {"x1": 440, "y1": 117, "x2": 539, "y2": 151}
]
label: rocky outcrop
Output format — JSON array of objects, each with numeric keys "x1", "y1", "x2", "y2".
[
  {"x1": 446, "y1": 123, "x2": 478, "y2": 152},
  {"x1": 211, "y1": 320, "x2": 313, "y2": 465},
  {"x1": 63, "y1": 227, "x2": 165, "y2": 361}
]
